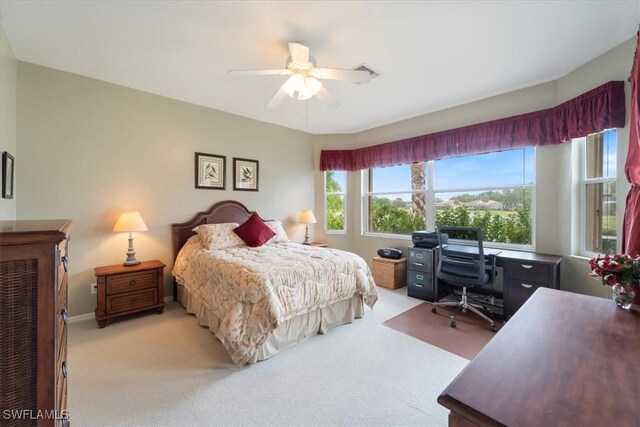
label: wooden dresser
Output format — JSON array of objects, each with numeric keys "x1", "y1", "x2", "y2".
[{"x1": 0, "y1": 220, "x2": 73, "y2": 427}]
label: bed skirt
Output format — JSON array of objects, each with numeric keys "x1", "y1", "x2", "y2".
[{"x1": 177, "y1": 284, "x2": 365, "y2": 364}]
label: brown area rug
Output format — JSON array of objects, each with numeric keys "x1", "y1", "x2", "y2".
[{"x1": 383, "y1": 302, "x2": 504, "y2": 360}]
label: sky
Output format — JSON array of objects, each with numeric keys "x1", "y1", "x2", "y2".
[{"x1": 371, "y1": 147, "x2": 535, "y2": 196}]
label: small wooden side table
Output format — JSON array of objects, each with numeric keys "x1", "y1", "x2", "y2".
[
  {"x1": 309, "y1": 242, "x2": 328, "y2": 247},
  {"x1": 372, "y1": 256, "x2": 407, "y2": 289},
  {"x1": 95, "y1": 260, "x2": 165, "y2": 328}
]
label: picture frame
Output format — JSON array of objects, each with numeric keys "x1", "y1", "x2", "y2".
[
  {"x1": 195, "y1": 152, "x2": 226, "y2": 190},
  {"x1": 2, "y1": 152, "x2": 14, "y2": 199},
  {"x1": 233, "y1": 158, "x2": 259, "y2": 191}
]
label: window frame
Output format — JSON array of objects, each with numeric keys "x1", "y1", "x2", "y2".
[
  {"x1": 323, "y1": 171, "x2": 347, "y2": 234},
  {"x1": 362, "y1": 149, "x2": 536, "y2": 250},
  {"x1": 578, "y1": 130, "x2": 618, "y2": 257}
]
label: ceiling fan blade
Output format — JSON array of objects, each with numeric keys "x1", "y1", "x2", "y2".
[
  {"x1": 288, "y1": 42, "x2": 310, "y2": 66},
  {"x1": 315, "y1": 86, "x2": 340, "y2": 110},
  {"x1": 267, "y1": 88, "x2": 288, "y2": 109},
  {"x1": 228, "y1": 69, "x2": 292, "y2": 76},
  {"x1": 311, "y1": 67, "x2": 373, "y2": 84}
]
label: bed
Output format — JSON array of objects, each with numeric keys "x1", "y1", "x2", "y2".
[{"x1": 171, "y1": 200, "x2": 378, "y2": 366}]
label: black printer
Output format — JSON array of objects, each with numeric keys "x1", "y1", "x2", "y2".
[{"x1": 412, "y1": 230, "x2": 447, "y2": 248}]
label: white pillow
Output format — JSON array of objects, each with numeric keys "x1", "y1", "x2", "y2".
[
  {"x1": 266, "y1": 221, "x2": 289, "y2": 243},
  {"x1": 192, "y1": 223, "x2": 246, "y2": 249}
]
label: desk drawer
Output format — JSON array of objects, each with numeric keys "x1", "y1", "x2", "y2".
[
  {"x1": 408, "y1": 248, "x2": 432, "y2": 272},
  {"x1": 504, "y1": 260, "x2": 550, "y2": 284},
  {"x1": 506, "y1": 278, "x2": 546, "y2": 316}
]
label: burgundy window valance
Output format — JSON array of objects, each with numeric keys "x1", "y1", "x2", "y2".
[{"x1": 320, "y1": 81, "x2": 626, "y2": 171}]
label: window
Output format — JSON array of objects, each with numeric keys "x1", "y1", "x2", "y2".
[
  {"x1": 580, "y1": 129, "x2": 617, "y2": 255},
  {"x1": 324, "y1": 171, "x2": 346, "y2": 233},
  {"x1": 364, "y1": 148, "x2": 535, "y2": 248},
  {"x1": 364, "y1": 163, "x2": 427, "y2": 235}
]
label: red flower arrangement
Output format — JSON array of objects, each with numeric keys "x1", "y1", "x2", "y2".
[{"x1": 588, "y1": 254, "x2": 640, "y2": 286}]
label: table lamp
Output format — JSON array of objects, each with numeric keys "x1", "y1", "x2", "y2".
[
  {"x1": 298, "y1": 210, "x2": 317, "y2": 245},
  {"x1": 113, "y1": 211, "x2": 148, "y2": 266}
]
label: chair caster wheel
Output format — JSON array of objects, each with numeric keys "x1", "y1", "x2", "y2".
[
  {"x1": 431, "y1": 307, "x2": 437, "y2": 313},
  {"x1": 491, "y1": 325, "x2": 497, "y2": 332},
  {"x1": 450, "y1": 321, "x2": 456, "y2": 328}
]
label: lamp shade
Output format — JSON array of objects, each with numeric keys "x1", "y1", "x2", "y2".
[
  {"x1": 298, "y1": 210, "x2": 317, "y2": 225},
  {"x1": 113, "y1": 211, "x2": 148, "y2": 233}
]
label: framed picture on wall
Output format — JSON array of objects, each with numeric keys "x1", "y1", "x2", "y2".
[
  {"x1": 2, "y1": 152, "x2": 14, "y2": 199},
  {"x1": 233, "y1": 158, "x2": 259, "y2": 191},
  {"x1": 195, "y1": 152, "x2": 226, "y2": 190}
]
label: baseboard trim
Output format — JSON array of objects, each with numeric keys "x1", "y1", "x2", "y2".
[
  {"x1": 68, "y1": 296, "x2": 174, "y2": 323},
  {"x1": 68, "y1": 312, "x2": 94, "y2": 323}
]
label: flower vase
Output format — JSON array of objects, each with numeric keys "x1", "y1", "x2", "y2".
[{"x1": 611, "y1": 283, "x2": 636, "y2": 310}]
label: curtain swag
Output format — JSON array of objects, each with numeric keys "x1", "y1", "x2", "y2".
[{"x1": 320, "y1": 80, "x2": 626, "y2": 171}]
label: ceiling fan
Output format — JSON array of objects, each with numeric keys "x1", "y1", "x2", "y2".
[{"x1": 228, "y1": 42, "x2": 376, "y2": 109}]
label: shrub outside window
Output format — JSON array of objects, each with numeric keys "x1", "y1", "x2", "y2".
[{"x1": 324, "y1": 171, "x2": 346, "y2": 233}]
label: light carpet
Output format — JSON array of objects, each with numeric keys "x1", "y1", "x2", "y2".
[{"x1": 68, "y1": 287, "x2": 468, "y2": 426}]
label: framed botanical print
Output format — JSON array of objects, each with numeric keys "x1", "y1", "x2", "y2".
[
  {"x1": 233, "y1": 158, "x2": 259, "y2": 191},
  {"x1": 2, "y1": 152, "x2": 14, "y2": 199},
  {"x1": 195, "y1": 152, "x2": 226, "y2": 190}
]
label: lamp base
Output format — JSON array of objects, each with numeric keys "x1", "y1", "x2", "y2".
[
  {"x1": 302, "y1": 224, "x2": 311, "y2": 245},
  {"x1": 123, "y1": 235, "x2": 140, "y2": 266}
]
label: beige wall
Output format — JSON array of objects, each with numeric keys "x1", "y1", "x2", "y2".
[
  {"x1": 314, "y1": 36, "x2": 636, "y2": 299},
  {"x1": 0, "y1": 27, "x2": 17, "y2": 219},
  {"x1": 17, "y1": 62, "x2": 314, "y2": 316}
]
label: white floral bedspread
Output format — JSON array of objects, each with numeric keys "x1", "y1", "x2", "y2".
[{"x1": 172, "y1": 237, "x2": 378, "y2": 365}]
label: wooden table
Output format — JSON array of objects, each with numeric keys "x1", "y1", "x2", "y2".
[{"x1": 438, "y1": 287, "x2": 640, "y2": 427}]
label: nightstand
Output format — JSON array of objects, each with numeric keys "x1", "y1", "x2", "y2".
[
  {"x1": 94, "y1": 260, "x2": 165, "y2": 328},
  {"x1": 309, "y1": 242, "x2": 328, "y2": 247}
]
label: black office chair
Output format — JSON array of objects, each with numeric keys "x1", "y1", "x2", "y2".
[{"x1": 431, "y1": 226, "x2": 498, "y2": 332}]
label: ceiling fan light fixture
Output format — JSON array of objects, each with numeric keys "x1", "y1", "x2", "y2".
[
  {"x1": 305, "y1": 76, "x2": 322, "y2": 94},
  {"x1": 281, "y1": 73, "x2": 304, "y2": 97},
  {"x1": 282, "y1": 74, "x2": 323, "y2": 100}
]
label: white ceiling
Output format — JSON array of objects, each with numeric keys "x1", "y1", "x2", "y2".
[{"x1": 1, "y1": 1, "x2": 639, "y2": 134}]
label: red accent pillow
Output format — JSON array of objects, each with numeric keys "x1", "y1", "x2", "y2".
[{"x1": 233, "y1": 213, "x2": 276, "y2": 247}]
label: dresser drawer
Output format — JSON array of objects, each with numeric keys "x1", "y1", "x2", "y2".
[
  {"x1": 106, "y1": 270, "x2": 156, "y2": 295},
  {"x1": 57, "y1": 333, "x2": 68, "y2": 407},
  {"x1": 504, "y1": 259, "x2": 550, "y2": 283},
  {"x1": 56, "y1": 283, "x2": 68, "y2": 360},
  {"x1": 107, "y1": 288, "x2": 157, "y2": 315},
  {"x1": 408, "y1": 248, "x2": 432, "y2": 272}
]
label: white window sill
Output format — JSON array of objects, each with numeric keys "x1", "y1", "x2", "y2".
[{"x1": 570, "y1": 254, "x2": 592, "y2": 262}]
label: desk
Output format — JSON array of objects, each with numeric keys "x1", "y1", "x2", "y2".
[
  {"x1": 438, "y1": 288, "x2": 640, "y2": 426},
  {"x1": 428, "y1": 247, "x2": 562, "y2": 318}
]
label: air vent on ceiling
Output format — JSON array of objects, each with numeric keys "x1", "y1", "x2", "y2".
[{"x1": 353, "y1": 64, "x2": 380, "y2": 84}]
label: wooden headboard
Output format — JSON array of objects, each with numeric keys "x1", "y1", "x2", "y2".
[{"x1": 171, "y1": 200, "x2": 258, "y2": 262}]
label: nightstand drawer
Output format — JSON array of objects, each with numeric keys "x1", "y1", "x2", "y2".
[
  {"x1": 106, "y1": 270, "x2": 156, "y2": 295},
  {"x1": 107, "y1": 288, "x2": 157, "y2": 315}
]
